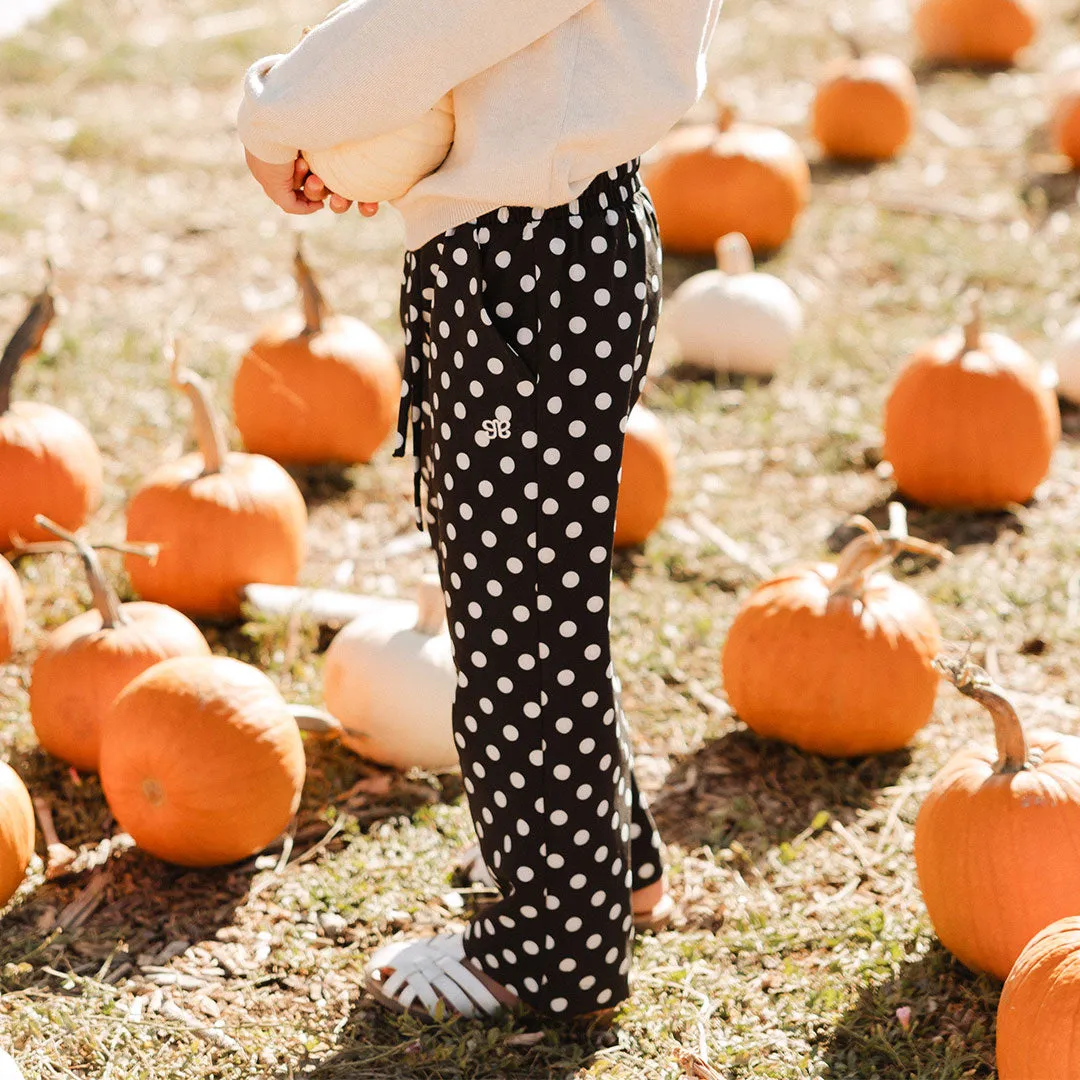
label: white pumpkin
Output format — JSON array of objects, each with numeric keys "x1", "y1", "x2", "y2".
[
  {"x1": 302, "y1": 94, "x2": 455, "y2": 204},
  {"x1": 322, "y1": 575, "x2": 458, "y2": 771},
  {"x1": 1055, "y1": 313, "x2": 1080, "y2": 404},
  {"x1": 0, "y1": 1051, "x2": 23, "y2": 1080},
  {"x1": 666, "y1": 232, "x2": 803, "y2": 376}
]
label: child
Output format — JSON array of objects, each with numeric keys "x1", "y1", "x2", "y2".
[{"x1": 239, "y1": 0, "x2": 722, "y2": 1025}]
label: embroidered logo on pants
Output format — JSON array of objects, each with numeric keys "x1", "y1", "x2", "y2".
[{"x1": 482, "y1": 418, "x2": 512, "y2": 439}]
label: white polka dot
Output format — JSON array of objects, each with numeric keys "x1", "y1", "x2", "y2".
[
  {"x1": 594, "y1": 288, "x2": 611, "y2": 306},
  {"x1": 569, "y1": 316, "x2": 587, "y2": 335},
  {"x1": 569, "y1": 264, "x2": 586, "y2": 282},
  {"x1": 591, "y1": 235, "x2": 608, "y2": 253}
]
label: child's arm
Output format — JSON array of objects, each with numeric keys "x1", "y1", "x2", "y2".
[{"x1": 238, "y1": 0, "x2": 596, "y2": 167}]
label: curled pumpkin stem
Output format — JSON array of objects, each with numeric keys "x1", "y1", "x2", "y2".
[
  {"x1": 0, "y1": 263, "x2": 56, "y2": 416},
  {"x1": 295, "y1": 240, "x2": 328, "y2": 336},
  {"x1": 934, "y1": 656, "x2": 1030, "y2": 774},
  {"x1": 830, "y1": 503, "x2": 951, "y2": 598},
  {"x1": 167, "y1": 339, "x2": 229, "y2": 476},
  {"x1": 34, "y1": 516, "x2": 128, "y2": 631}
]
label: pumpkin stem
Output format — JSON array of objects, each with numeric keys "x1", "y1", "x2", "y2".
[
  {"x1": 0, "y1": 263, "x2": 56, "y2": 416},
  {"x1": 295, "y1": 240, "x2": 328, "y2": 337},
  {"x1": 715, "y1": 232, "x2": 755, "y2": 276},
  {"x1": 830, "y1": 503, "x2": 951, "y2": 599},
  {"x1": 705, "y1": 84, "x2": 736, "y2": 133},
  {"x1": 935, "y1": 656, "x2": 1030, "y2": 774},
  {"x1": 167, "y1": 339, "x2": 228, "y2": 476},
  {"x1": 34, "y1": 515, "x2": 127, "y2": 630},
  {"x1": 961, "y1": 291, "x2": 983, "y2": 356},
  {"x1": 415, "y1": 573, "x2": 447, "y2": 635}
]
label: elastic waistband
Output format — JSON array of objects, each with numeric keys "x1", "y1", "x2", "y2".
[{"x1": 471, "y1": 159, "x2": 642, "y2": 229}]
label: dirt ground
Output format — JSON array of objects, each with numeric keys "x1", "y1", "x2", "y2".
[{"x1": 1, "y1": 1, "x2": 1079, "y2": 1077}]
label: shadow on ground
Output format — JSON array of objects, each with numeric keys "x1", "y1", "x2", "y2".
[
  {"x1": 829, "y1": 494, "x2": 1025, "y2": 559},
  {"x1": 651, "y1": 726, "x2": 909, "y2": 861},
  {"x1": 306, "y1": 999, "x2": 615, "y2": 1080},
  {"x1": 823, "y1": 944, "x2": 998, "y2": 1080}
]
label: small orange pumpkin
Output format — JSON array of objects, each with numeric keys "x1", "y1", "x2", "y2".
[
  {"x1": 913, "y1": 0, "x2": 1038, "y2": 66},
  {"x1": 0, "y1": 557, "x2": 25, "y2": 663},
  {"x1": 98, "y1": 654, "x2": 306, "y2": 867},
  {"x1": 997, "y1": 917, "x2": 1080, "y2": 1078},
  {"x1": 125, "y1": 345, "x2": 308, "y2": 619},
  {"x1": 721, "y1": 511, "x2": 945, "y2": 757},
  {"x1": 812, "y1": 43, "x2": 917, "y2": 161},
  {"x1": 613, "y1": 404, "x2": 674, "y2": 549},
  {"x1": 0, "y1": 272, "x2": 103, "y2": 551},
  {"x1": 233, "y1": 245, "x2": 400, "y2": 465},
  {"x1": 29, "y1": 518, "x2": 210, "y2": 773},
  {"x1": 1051, "y1": 70, "x2": 1080, "y2": 168},
  {"x1": 0, "y1": 761, "x2": 35, "y2": 908},
  {"x1": 915, "y1": 660, "x2": 1080, "y2": 980},
  {"x1": 883, "y1": 296, "x2": 1060, "y2": 509},
  {"x1": 643, "y1": 104, "x2": 810, "y2": 255}
]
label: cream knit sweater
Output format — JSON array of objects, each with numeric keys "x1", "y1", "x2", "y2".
[{"x1": 238, "y1": 0, "x2": 722, "y2": 250}]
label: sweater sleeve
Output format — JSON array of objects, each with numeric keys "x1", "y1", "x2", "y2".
[{"x1": 237, "y1": 0, "x2": 596, "y2": 164}]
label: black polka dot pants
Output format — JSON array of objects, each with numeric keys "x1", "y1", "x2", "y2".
[{"x1": 392, "y1": 161, "x2": 666, "y2": 1017}]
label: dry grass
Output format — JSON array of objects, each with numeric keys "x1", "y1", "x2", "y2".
[{"x1": 2, "y1": 0, "x2": 1080, "y2": 1077}]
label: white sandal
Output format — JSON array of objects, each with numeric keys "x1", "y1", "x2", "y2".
[{"x1": 364, "y1": 931, "x2": 513, "y2": 1022}]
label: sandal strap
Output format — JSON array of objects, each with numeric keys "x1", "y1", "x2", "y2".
[{"x1": 373, "y1": 933, "x2": 504, "y2": 1019}]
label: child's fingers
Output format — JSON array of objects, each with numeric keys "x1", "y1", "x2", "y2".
[
  {"x1": 328, "y1": 193, "x2": 353, "y2": 214},
  {"x1": 303, "y1": 174, "x2": 327, "y2": 201},
  {"x1": 358, "y1": 202, "x2": 379, "y2": 217},
  {"x1": 293, "y1": 156, "x2": 311, "y2": 188},
  {"x1": 273, "y1": 187, "x2": 324, "y2": 215}
]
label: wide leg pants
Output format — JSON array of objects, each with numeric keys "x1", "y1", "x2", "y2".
[{"x1": 392, "y1": 161, "x2": 665, "y2": 1016}]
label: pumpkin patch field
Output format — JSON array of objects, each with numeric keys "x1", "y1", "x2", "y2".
[{"x1": 4, "y1": 0, "x2": 1080, "y2": 1077}]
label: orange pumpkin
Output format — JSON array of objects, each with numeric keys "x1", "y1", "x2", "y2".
[
  {"x1": 0, "y1": 557, "x2": 25, "y2": 663},
  {"x1": 721, "y1": 512, "x2": 944, "y2": 757},
  {"x1": 613, "y1": 404, "x2": 674, "y2": 548},
  {"x1": 98, "y1": 654, "x2": 306, "y2": 867},
  {"x1": 812, "y1": 48, "x2": 917, "y2": 162},
  {"x1": 915, "y1": 661, "x2": 1080, "y2": 980},
  {"x1": 0, "y1": 272, "x2": 103, "y2": 551},
  {"x1": 883, "y1": 298, "x2": 1060, "y2": 509},
  {"x1": 29, "y1": 518, "x2": 210, "y2": 773},
  {"x1": 233, "y1": 245, "x2": 400, "y2": 465},
  {"x1": 997, "y1": 917, "x2": 1080, "y2": 1078},
  {"x1": 913, "y1": 0, "x2": 1038, "y2": 66},
  {"x1": 1051, "y1": 71, "x2": 1080, "y2": 168},
  {"x1": 125, "y1": 346, "x2": 308, "y2": 619},
  {"x1": 643, "y1": 104, "x2": 810, "y2": 255},
  {"x1": 0, "y1": 761, "x2": 35, "y2": 908}
]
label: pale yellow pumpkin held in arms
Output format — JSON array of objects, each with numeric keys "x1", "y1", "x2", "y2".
[
  {"x1": 997, "y1": 917, "x2": 1080, "y2": 1080},
  {"x1": 98, "y1": 654, "x2": 306, "y2": 867},
  {"x1": 0, "y1": 267, "x2": 103, "y2": 551},
  {"x1": 883, "y1": 293, "x2": 1060, "y2": 509},
  {"x1": 914, "y1": 659, "x2": 1080, "y2": 980},
  {"x1": 721, "y1": 507, "x2": 946, "y2": 757},
  {"x1": 28, "y1": 517, "x2": 210, "y2": 773},
  {"x1": 125, "y1": 343, "x2": 308, "y2": 619},
  {"x1": 233, "y1": 243, "x2": 400, "y2": 465},
  {"x1": 0, "y1": 556, "x2": 25, "y2": 664},
  {"x1": 643, "y1": 99, "x2": 810, "y2": 255},
  {"x1": 0, "y1": 761, "x2": 35, "y2": 909}
]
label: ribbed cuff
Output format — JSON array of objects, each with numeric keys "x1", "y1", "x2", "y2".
[{"x1": 236, "y1": 56, "x2": 300, "y2": 165}]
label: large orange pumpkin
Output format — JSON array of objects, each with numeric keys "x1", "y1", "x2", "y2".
[
  {"x1": 613, "y1": 404, "x2": 674, "y2": 549},
  {"x1": 1051, "y1": 71, "x2": 1080, "y2": 168},
  {"x1": 997, "y1": 917, "x2": 1080, "y2": 1078},
  {"x1": 913, "y1": 0, "x2": 1038, "y2": 66},
  {"x1": 643, "y1": 105, "x2": 810, "y2": 255},
  {"x1": 883, "y1": 299, "x2": 1060, "y2": 509},
  {"x1": 233, "y1": 245, "x2": 400, "y2": 465},
  {"x1": 0, "y1": 273, "x2": 103, "y2": 551},
  {"x1": 721, "y1": 513, "x2": 944, "y2": 757},
  {"x1": 0, "y1": 557, "x2": 25, "y2": 663},
  {"x1": 812, "y1": 49, "x2": 917, "y2": 162},
  {"x1": 125, "y1": 347, "x2": 308, "y2": 619},
  {"x1": 29, "y1": 518, "x2": 210, "y2": 773},
  {"x1": 98, "y1": 655, "x2": 306, "y2": 867},
  {"x1": 0, "y1": 761, "x2": 35, "y2": 908},
  {"x1": 915, "y1": 661, "x2": 1080, "y2": 980}
]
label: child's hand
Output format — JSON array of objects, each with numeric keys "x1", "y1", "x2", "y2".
[
  {"x1": 245, "y1": 150, "x2": 325, "y2": 214},
  {"x1": 300, "y1": 169, "x2": 380, "y2": 217}
]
